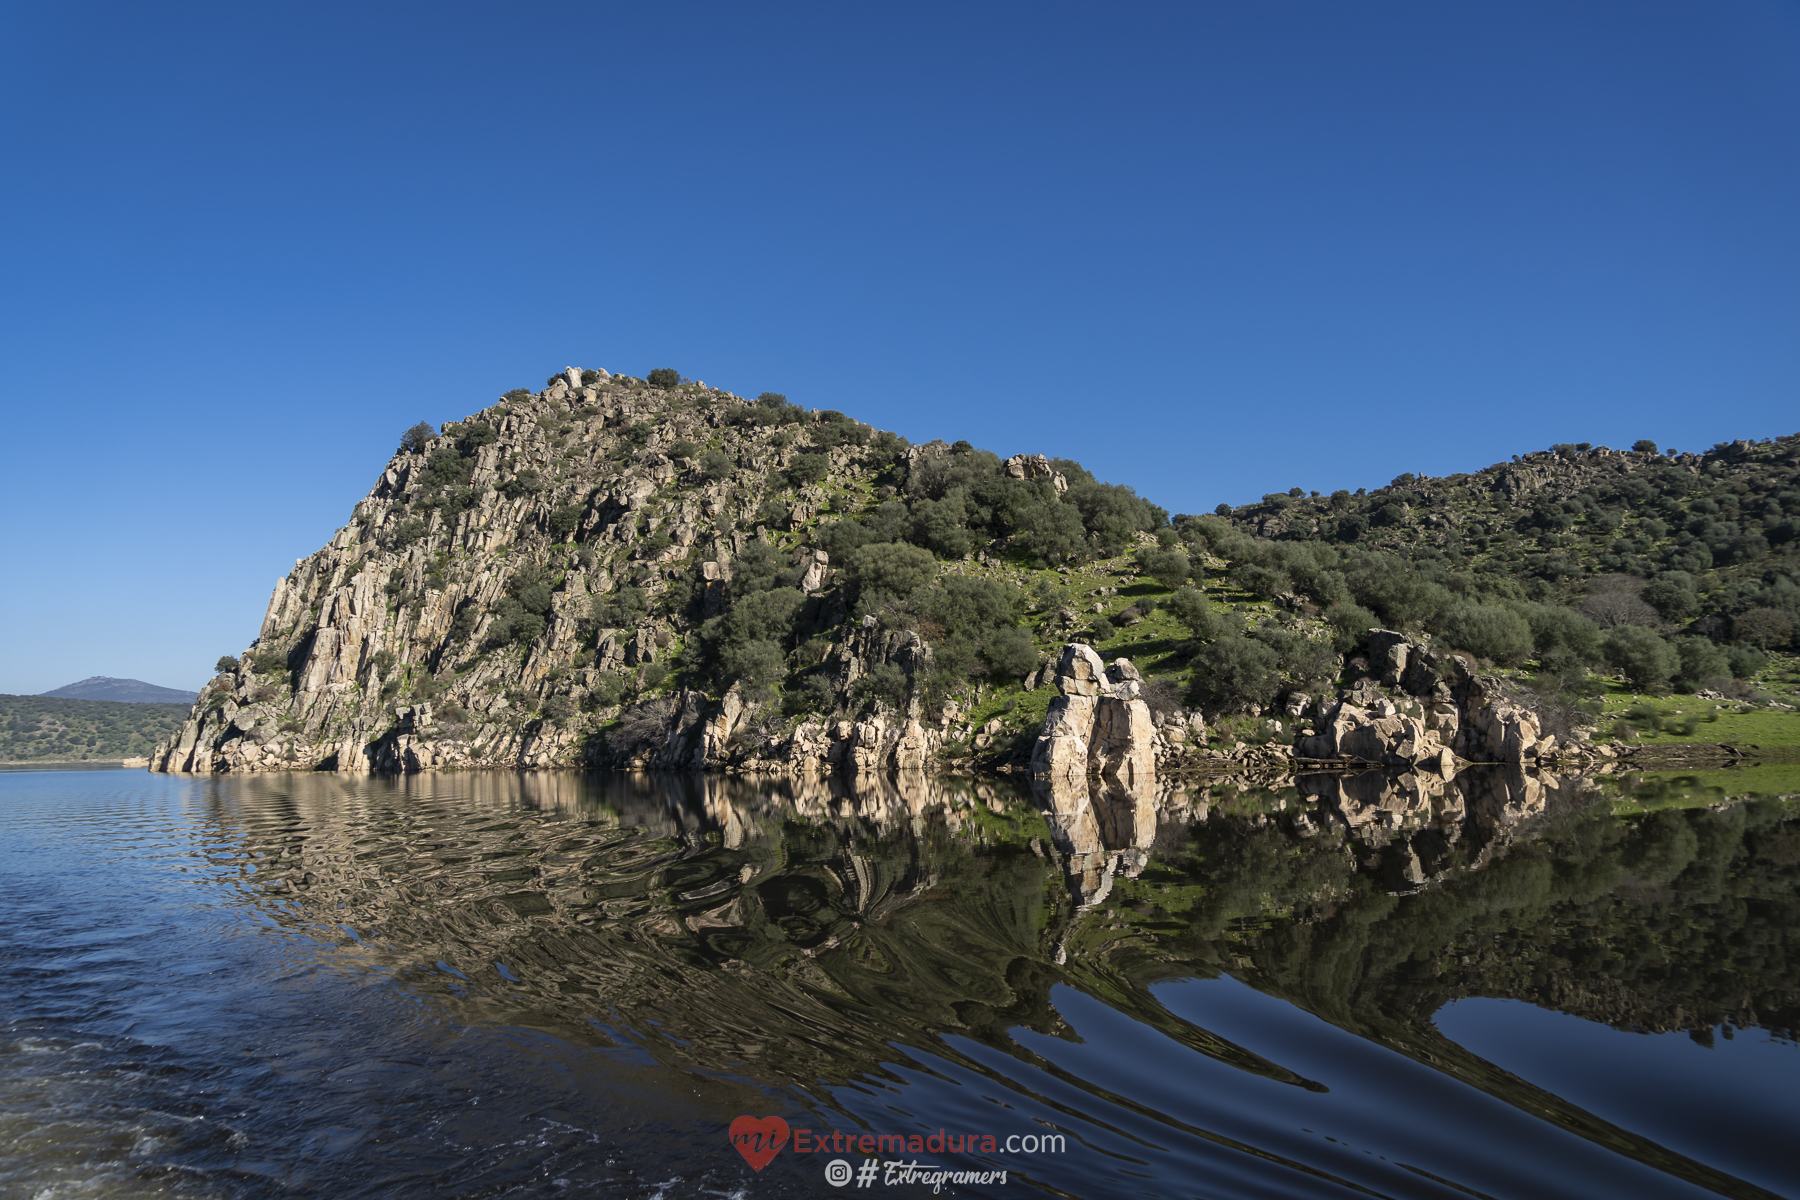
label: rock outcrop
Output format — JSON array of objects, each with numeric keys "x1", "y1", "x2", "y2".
[
  {"x1": 1030, "y1": 643, "x2": 1158, "y2": 789},
  {"x1": 1289, "y1": 630, "x2": 1543, "y2": 768}
]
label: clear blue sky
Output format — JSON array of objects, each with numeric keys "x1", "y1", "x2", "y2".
[{"x1": 3, "y1": 1, "x2": 1797, "y2": 694}]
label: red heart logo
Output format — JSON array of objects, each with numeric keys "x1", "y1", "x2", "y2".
[{"x1": 729, "y1": 1115, "x2": 790, "y2": 1171}]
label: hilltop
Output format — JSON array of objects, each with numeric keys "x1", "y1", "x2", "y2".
[
  {"x1": 149, "y1": 368, "x2": 1800, "y2": 776},
  {"x1": 42, "y1": 677, "x2": 199, "y2": 705}
]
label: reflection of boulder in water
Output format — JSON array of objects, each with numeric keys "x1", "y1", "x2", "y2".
[
  {"x1": 1031, "y1": 771, "x2": 1159, "y2": 908},
  {"x1": 1287, "y1": 765, "x2": 1570, "y2": 892}
]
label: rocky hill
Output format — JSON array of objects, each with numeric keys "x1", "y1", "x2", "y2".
[{"x1": 150, "y1": 368, "x2": 1799, "y2": 778}]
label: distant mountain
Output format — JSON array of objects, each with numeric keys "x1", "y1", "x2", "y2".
[{"x1": 41, "y1": 677, "x2": 199, "y2": 705}]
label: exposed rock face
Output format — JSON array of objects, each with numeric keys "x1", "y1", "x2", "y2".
[
  {"x1": 1030, "y1": 643, "x2": 1157, "y2": 788},
  {"x1": 1287, "y1": 630, "x2": 1542, "y2": 768},
  {"x1": 150, "y1": 372, "x2": 965, "y2": 777}
]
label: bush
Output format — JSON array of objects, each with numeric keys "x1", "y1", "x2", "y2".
[
  {"x1": 1187, "y1": 632, "x2": 1282, "y2": 715},
  {"x1": 1527, "y1": 604, "x2": 1602, "y2": 669},
  {"x1": 1602, "y1": 625, "x2": 1678, "y2": 691},
  {"x1": 786, "y1": 452, "x2": 831, "y2": 487},
  {"x1": 607, "y1": 695, "x2": 675, "y2": 753},
  {"x1": 666, "y1": 439, "x2": 698, "y2": 460},
  {"x1": 399, "y1": 422, "x2": 436, "y2": 454},
  {"x1": 1442, "y1": 603, "x2": 1533, "y2": 666},
  {"x1": 1633, "y1": 439, "x2": 1659, "y2": 454},
  {"x1": 1641, "y1": 576, "x2": 1699, "y2": 621},
  {"x1": 1324, "y1": 601, "x2": 1380, "y2": 652},
  {"x1": 647, "y1": 368, "x2": 680, "y2": 388},
  {"x1": 543, "y1": 693, "x2": 577, "y2": 723},
  {"x1": 1726, "y1": 643, "x2": 1767, "y2": 680},
  {"x1": 844, "y1": 542, "x2": 937, "y2": 610},
  {"x1": 1734, "y1": 607, "x2": 1795, "y2": 649},
  {"x1": 250, "y1": 648, "x2": 288, "y2": 676},
  {"x1": 1671, "y1": 637, "x2": 1732, "y2": 692},
  {"x1": 1165, "y1": 587, "x2": 1216, "y2": 638},
  {"x1": 1009, "y1": 498, "x2": 1088, "y2": 565},
  {"x1": 590, "y1": 586, "x2": 648, "y2": 628},
  {"x1": 215, "y1": 655, "x2": 240, "y2": 674},
  {"x1": 1232, "y1": 563, "x2": 1291, "y2": 599},
  {"x1": 449, "y1": 603, "x2": 482, "y2": 642},
  {"x1": 839, "y1": 662, "x2": 902, "y2": 710},
  {"x1": 548, "y1": 503, "x2": 583, "y2": 541},
  {"x1": 698, "y1": 448, "x2": 734, "y2": 481},
  {"x1": 819, "y1": 519, "x2": 874, "y2": 561},
  {"x1": 500, "y1": 469, "x2": 543, "y2": 499},
  {"x1": 423, "y1": 447, "x2": 474, "y2": 489},
  {"x1": 585, "y1": 674, "x2": 626, "y2": 710},
  {"x1": 388, "y1": 516, "x2": 428, "y2": 549},
  {"x1": 1137, "y1": 548, "x2": 1190, "y2": 589}
]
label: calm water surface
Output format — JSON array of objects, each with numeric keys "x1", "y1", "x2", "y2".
[{"x1": 1, "y1": 766, "x2": 1794, "y2": 1199}]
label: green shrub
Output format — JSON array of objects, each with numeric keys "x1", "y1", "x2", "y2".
[
  {"x1": 215, "y1": 655, "x2": 240, "y2": 673},
  {"x1": 585, "y1": 675, "x2": 626, "y2": 709},
  {"x1": 500, "y1": 469, "x2": 543, "y2": 499},
  {"x1": 698, "y1": 448, "x2": 734, "y2": 480},
  {"x1": 786, "y1": 452, "x2": 831, "y2": 487},
  {"x1": 1641, "y1": 576, "x2": 1700, "y2": 621},
  {"x1": 1602, "y1": 625, "x2": 1678, "y2": 691},
  {"x1": 1442, "y1": 603, "x2": 1533, "y2": 666},
  {"x1": 548, "y1": 503, "x2": 583, "y2": 541},
  {"x1": 590, "y1": 586, "x2": 648, "y2": 628},
  {"x1": 1166, "y1": 587, "x2": 1217, "y2": 638},
  {"x1": 1232, "y1": 563, "x2": 1291, "y2": 599},
  {"x1": 844, "y1": 542, "x2": 937, "y2": 610},
  {"x1": 1527, "y1": 604, "x2": 1602, "y2": 668},
  {"x1": 1726, "y1": 643, "x2": 1767, "y2": 680},
  {"x1": 250, "y1": 648, "x2": 289, "y2": 676},
  {"x1": 667, "y1": 439, "x2": 698, "y2": 459},
  {"x1": 1671, "y1": 636, "x2": 1731, "y2": 692},
  {"x1": 423, "y1": 447, "x2": 474, "y2": 488},
  {"x1": 647, "y1": 368, "x2": 680, "y2": 388},
  {"x1": 1324, "y1": 601, "x2": 1379, "y2": 651},
  {"x1": 1137, "y1": 548, "x2": 1191, "y2": 589},
  {"x1": 449, "y1": 603, "x2": 482, "y2": 642},
  {"x1": 1187, "y1": 632, "x2": 1282, "y2": 715},
  {"x1": 1734, "y1": 607, "x2": 1794, "y2": 649}
]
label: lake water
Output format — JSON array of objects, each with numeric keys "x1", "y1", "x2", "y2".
[{"x1": 1, "y1": 766, "x2": 1794, "y2": 1199}]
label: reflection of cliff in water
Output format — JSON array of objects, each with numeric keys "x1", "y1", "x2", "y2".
[{"x1": 196, "y1": 767, "x2": 1798, "y2": 1195}]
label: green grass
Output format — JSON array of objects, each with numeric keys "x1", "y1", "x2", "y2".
[
  {"x1": 1606, "y1": 765, "x2": 1800, "y2": 811},
  {"x1": 1598, "y1": 686, "x2": 1800, "y2": 748}
]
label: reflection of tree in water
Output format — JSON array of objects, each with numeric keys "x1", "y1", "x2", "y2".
[{"x1": 197, "y1": 766, "x2": 1797, "y2": 1195}]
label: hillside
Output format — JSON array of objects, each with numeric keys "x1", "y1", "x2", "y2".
[
  {"x1": 1, "y1": 695, "x2": 189, "y2": 761},
  {"x1": 150, "y1": 368, "x2": 1800, "y2": 776},
  {"x1": 42, "y1": 677, "x2": 199, "y2": 704}
]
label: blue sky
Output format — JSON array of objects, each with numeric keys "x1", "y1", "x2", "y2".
[{"x1": 2, "y1": 1, "x2": 1797, "y2": 694}]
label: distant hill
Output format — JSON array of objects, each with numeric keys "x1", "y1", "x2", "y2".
[
  {"x1": 1, "y1": 695, "x2": 190, "y2": 761},
  {"x1": 41, "y1": 677, "x2": 199, "y2": 705}
]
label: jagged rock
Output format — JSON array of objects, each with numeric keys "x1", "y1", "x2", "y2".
[{"x1": 1031, "y1": 642, "x2": 1157, "y2": 789}]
